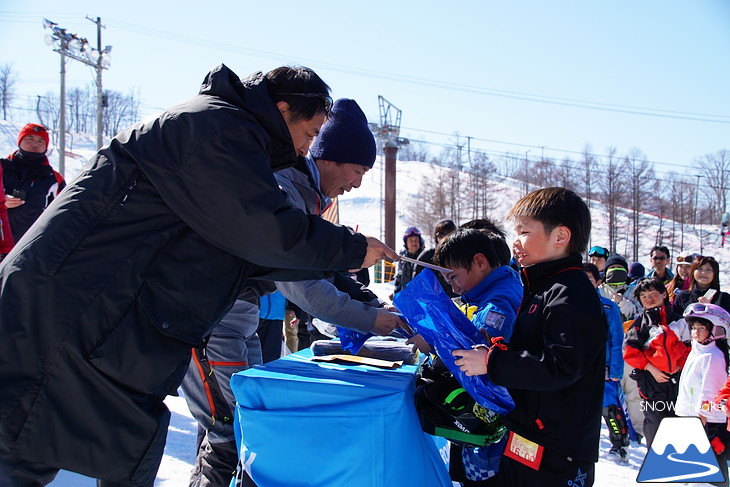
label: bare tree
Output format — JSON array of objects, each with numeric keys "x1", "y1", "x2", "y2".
[
  {"x1": 623, "y1": 148, "x2": 655, "y2": 261},
  {"x1": 598, "y1": 147, "x2": 626, "y2": 252},
  {"x1": 581, "y1": 143, "x2": 595, "y2": 208},
  {"x1": 0, "y1": 63, "x2": 17, "y2": 121},
  {"x1": 398, "y1": 140, "x2": 431, "y2": 162},
  {"x1": 698, "y1": 149, "x2": 730, "y2": 220}
]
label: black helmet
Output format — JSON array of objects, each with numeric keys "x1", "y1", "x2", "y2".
[{"x1": 414, "y1": 375, "x2": 506, "y2": 448}]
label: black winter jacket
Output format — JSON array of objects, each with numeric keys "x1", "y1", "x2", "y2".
[
  {"x1": 488, "y1": 254, "x2": 606, "y2": 462},
  {"x1": 0, "y1": 64, "x2": 367, "y2": 484},
  {"x1": 1, "y1": 150, "x2": 66, "y2": 241}
]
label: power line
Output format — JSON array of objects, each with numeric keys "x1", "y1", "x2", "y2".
[{"x1": 2, "y1": 12, "x2": 728, "y2": 124}]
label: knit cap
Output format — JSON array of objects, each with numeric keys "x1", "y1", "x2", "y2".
[
  {"x1": 309, "y1": 99, "x2": 376, "y2": 168},
  {"x1": 628, "y1": 262, "x2": 646, "y2": 281},
  {"x1": 17, "y1": 123, "x2": 49, "y2": 148},
  {"x1": 604, "y1": 254, "x2": 628, "y2": 271}
]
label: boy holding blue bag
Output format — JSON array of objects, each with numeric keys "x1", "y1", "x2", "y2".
[
  {"x1": 454, "y1": 187, "x2": 605, "y2": 487},
  {"x1": 420, "y1": 226, "x2": 522, "y2": 485}
]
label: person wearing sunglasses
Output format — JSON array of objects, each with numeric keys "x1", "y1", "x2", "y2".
[
  {"x1": 624, "y1": 278, "x2": 691, "y2": 447},
  {"x1": 588, "y1": 245, "x2": 610, "y2": 274},
  {"x1": 0, "y1": 65, "x2": 400, "y2": 487},
  {"x1": 646, "y1": 245, "x2": 674, "y2": 285},
  {"x1": 673, "y1": 256, "x2": 730, "y2": 316}
]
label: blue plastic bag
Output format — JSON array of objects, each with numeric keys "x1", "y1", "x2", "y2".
[
  {"x1": 393, "y1": 269, "x2": 514, "y2": 414},
  {"x1": 337, "y1": 313, "x2": 410, "y2": 354},
  {"x1": 336, "y1": 327, "x2": 372, "y2": 354}
]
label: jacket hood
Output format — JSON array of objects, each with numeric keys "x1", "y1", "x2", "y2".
[{"x1": 198, "y1": 64, "x2": 298, "y2": 170}]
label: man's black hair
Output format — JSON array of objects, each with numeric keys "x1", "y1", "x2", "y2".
[
  {"x1": 265, "y1": 66, "x2": 331, "y2": 122},
  {"x1": 650, "y1": 245, "x2": 670, "y2": 260},
  {"x1": 434, "y1": 228, "x2": 507, "y2": 271}
]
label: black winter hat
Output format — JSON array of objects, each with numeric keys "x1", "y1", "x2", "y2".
[
  {"x1": 309, "y1": 99, "x2": 376, "y2": 168},
  {"x1": 605, "y1": 254, "x2": 629, "y2": 271}
]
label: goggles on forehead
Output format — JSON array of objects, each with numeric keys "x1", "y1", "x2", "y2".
[{"x1": 588, "y1": 246, "x2": 609, "y2": 258}]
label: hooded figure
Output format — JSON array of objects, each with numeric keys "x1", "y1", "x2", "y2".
[{"x1": 0, "y1": 65, "x2": 385, "y2": 485}]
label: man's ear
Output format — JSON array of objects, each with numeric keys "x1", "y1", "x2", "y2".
[
  {"x1": 275, "y1": 101, "x2": 289, "y2": 115},
  {"x1": 554, "y1": 225, "x2": 572, "y2": 249}
]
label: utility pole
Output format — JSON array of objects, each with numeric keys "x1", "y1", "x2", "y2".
[
  {"x1": 43, "y1": 18, "x2": 112, "y2": 177},
  {"x1": 369, "y1": 96, "x2": 408, "y2": 249},
  {"x1": 89, "y1": 16, "x2": 105, "y2": 150}
]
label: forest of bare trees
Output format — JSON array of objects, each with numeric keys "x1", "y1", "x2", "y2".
[
  {"x1": 0, "y1": 63, "x2": 140, "y2": 147},
  {"x1": 402, "y1": 134, "x2": 730, "y2": 260}
]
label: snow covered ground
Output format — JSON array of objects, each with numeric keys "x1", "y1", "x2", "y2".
[{"x1": 1, "y1": 120, "x2": 727, "y2": 485}]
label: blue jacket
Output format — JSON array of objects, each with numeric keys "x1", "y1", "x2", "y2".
[
  {"x1": 462, "y1": 265, "x2": 523, "y2": 341},
  {"x1": 259, "y1": 291, "x2": 287, "y2": 321},
  {"x1": 599, "y1": 292, "x2": 624, "y2": 380}
]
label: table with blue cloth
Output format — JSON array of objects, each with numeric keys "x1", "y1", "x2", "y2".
[{"x1": 231, "y1": 348, "x2": 453, "y2": 487}]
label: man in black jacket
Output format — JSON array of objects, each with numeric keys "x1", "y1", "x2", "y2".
[{"x1": 0, "y1": 64, "x2": 398, "y2": 487}]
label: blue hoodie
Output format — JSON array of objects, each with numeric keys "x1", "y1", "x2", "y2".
[{"x1": 462, "y1": 265, "x2": 523, "y2": 341}]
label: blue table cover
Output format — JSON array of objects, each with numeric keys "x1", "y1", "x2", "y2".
[{"x1": 231, "y1": 348, "x2": 452, "y2": 486}]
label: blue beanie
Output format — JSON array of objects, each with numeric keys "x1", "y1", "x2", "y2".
[{"x1": 309, "y1": 99, "x2": 376, "y2": 168}]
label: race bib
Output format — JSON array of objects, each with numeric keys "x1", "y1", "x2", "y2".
[{"x1": 503, "y1": 431, "x2": 544, "y2": 470}]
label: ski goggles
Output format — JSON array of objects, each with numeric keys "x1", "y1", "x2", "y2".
[
  {"x1": 684, "y1": 302, "x2": 730, "y2": 322},
  {"x1": 588, "y1": 246, "x2": 609, "y2": 258}
]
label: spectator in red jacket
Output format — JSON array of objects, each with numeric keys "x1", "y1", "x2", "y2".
[{"x1": 624, "y1": 277, "x2": 691, "y2": 447}]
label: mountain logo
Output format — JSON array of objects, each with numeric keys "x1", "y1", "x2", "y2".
[{"x1": 637, "y1": 417, "x2": 725, "y2": 483}]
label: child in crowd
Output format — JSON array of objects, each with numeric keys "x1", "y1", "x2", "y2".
[
  {"x1": 455, "y1": 187, "x2": 605, "y2": 487},
  {"x1": 598, "y1": 254, "x2": 638, "y2": 321},
  {"x1": 624, "y1": 278, "x2": 690, "y2": 447},
  {"x1": 429, "y1": 226, "x2": 522, "y2": 485},
  {"x1": 677, "y1": 303, "x2": 730, "y2": 487},
  {"x1": 584, "y1": 263, "x2": 630, "y2": 462}
]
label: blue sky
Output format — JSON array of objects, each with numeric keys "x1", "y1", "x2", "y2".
[{"x1": 1, "y1": 0, "x2": 729, "y2": 177}]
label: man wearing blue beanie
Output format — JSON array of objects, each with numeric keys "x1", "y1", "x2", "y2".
[{"x1": 308, "y1": 98, "x2": 377, "y2": 195}]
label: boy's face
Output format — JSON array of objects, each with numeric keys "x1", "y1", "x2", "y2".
[
  {"x1": 442, "y1": 253, "x2": 493, "y2": 295},
  {"x1": 512, "y1": 218, "x2": 570, "y2": 267},
  {"x1": 638, "y1": 288, "x2": 666, "y2": 309},
  {"x1": 405, "y1": 235, "x2": 421, "y2": 253}
]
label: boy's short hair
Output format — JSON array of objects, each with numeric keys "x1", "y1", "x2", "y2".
[
  {"x1": 506, "y1": 187, "x2": 590, "y2": 255},
  {"x1": 434, "y1": 228, "x2": 508, "y2": 270},
  {"x1": 582, "y1": 263, "x2": 600, "y2": 283},
  {"x1": 458, "y1": 218, "x2": 511, "y2": 265},
  {"x1": 632, "y1": 277, "x2": 670, "y2": 306}
]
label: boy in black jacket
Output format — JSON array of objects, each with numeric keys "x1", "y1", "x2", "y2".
[{"x1": 455, "y1": 187, "x2": 606, "y2": 487}]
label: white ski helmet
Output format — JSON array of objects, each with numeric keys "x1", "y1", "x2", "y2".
[{"x1": 683, "y1": 302, "x2": 730, "y2": 340}]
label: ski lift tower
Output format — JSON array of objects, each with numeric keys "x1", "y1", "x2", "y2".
[{"x1": 369, "y1": 96, "x2": 408, "y2": 249}]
